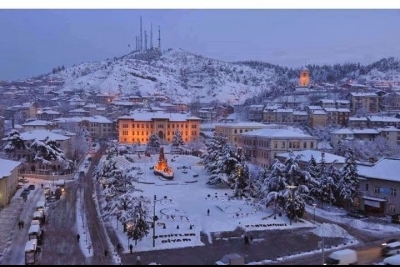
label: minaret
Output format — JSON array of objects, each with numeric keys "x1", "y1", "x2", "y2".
[
  {"x1": 299, "y1": 66, "x2": 310, "y2": 87},
  {"x1": 140, "y1": 16, "x2": 143, "y2": 51},
  {"x1": 158, "y1": 25, "x2": 161, "y2": 49},
  {"x1": 150, "y1": 23, "x2": 153, "y2": 49}
]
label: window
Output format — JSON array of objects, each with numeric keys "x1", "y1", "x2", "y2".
[
  {"x1": 274, "y1": 141, "x2": 277, "y2": 149},
  {"x1": 191, "y1": 125, "x2": 197, "y2": 129},
  {"x1": 374, "y1": 186, "x2": 380, "y2": 194},
  {"x1": 391, "y1": 188, "x2": 397, "y2": 197},
  {"x1": 303, "y1": 142, "x2": 307, "y2": 149},
  {"x1": 234, "y1": 129, "x2": 237, "y2": 134},
  {"x1": 132, "y1": 124, "x2": 135, "y2": 128},
  {"x1": 389, "y1": 204, "x2": 396, "y2": 213},
  {"x1": 122, "y1": 131, "x2": 128, "y2": 135},
  {"x1": 365, "y1": 184, "x2": 369, "y2": 191},
  {"x1": 310, "y1": 142, "x2": 314, "y2": 149},
  {"x1": 281, "y1": 142, "x2": 285, "y2": 149},
  {"x1": 122, "y1": 123, "x2": 128, "y2": 128}
]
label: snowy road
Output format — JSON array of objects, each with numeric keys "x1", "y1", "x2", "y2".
[{"x1": 1, "y1": 187, "x2": 44, "y2": 265}]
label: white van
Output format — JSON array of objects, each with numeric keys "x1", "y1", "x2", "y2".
[
  {"x1": 384, "y1": 254, "x2": 400, "y2": 265},
  {"x1": 324, "y1": 249, "x2": 358, "y2": 265},
  {"x1": 382, "y1": 241, "x2": 400, "y2": 257},
  {"x1": 28, "y1": 224, "x2": 41, "y2": 240},
  {"x1": 25, "y1": 239, "x2": 37, "y2": 265},
  {"x1": 31, "y1": 220, "x2": 41, "y2": 226}
]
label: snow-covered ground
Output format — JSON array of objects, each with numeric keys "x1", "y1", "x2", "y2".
[{"x1": 1, "y1": 149, "x2": 400, "y2": 265}]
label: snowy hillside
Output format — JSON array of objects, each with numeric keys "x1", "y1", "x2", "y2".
[
  {"x1": 40, "y1": 49, "x2": 400, "y2": 104},
  {"x1": 46, "y1": 48, "x2": 279, "y2": 104}
]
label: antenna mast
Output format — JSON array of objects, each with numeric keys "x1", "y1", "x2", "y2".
[
  {"x1": 158, "y1": 25, "x2": 161, "y2": 49},
  {"x1": 150, "y1": 23, "x2": 153, "y2": 49},
  {"x1": 140, "y1": 16, "x2": 143, "y2": 51},
  {"x1": 145, "y1": 30, "x2": 148, "y2": 50}
]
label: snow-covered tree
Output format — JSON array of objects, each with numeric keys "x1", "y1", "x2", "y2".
[
  {"x1": 146, "y1": 133, "x2": 160, "y2": 153},
  {"x1": 29, "y1": 137, "x2": 72, "y2": 170},
  {"x1": 338, "y1": 148, "x2": 359, "y2": 207},
  {"x1": 127, "y1": 201, "x2": 150, "y2": 245},
  {"x1": 262, "y1": 151, "x2": 313, "y2": 221},
  {"x1": 203, "y1": 134, "x2": 229, "y2": 186},
  {"x1": 3, "y1": 129, "x2": 26, "y2": 159},
  {"x1": 171, "y1": 129, "x2": 185, "y2": 148}
]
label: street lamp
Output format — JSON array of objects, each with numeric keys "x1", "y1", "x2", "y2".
[
  {"x1": 152, "y1": 195, "x2": 168, "y2": 247},
  {"x1": 286, "y1": 185, "x2": 297, "y2": 226},
  {"x1": 312, "y1": 203, "x2": 317, "y2": 225}
]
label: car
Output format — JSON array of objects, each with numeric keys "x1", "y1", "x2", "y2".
[
  {"x1": 28, "y1": 184, "x2": 35, "y2": 190},
  {"x1": 347, "y1": 209, "x2": 368, "y2": 219},
  {"x1": 20, "y1": 188, "x2": 30, "y2": 197},
  {"x1": 391, "y1": 214, "x2": 400, "y2": 224},
  {"x1": 382, "y1": 238, "x2": 399, "y2": 247}
]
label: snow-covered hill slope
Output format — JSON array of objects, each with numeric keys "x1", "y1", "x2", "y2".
[
  {"x1": 42, "y1": 49, "x2": 400, "y2": 104},
  {"x1": 47, "y1": 48, "x2": 279, "y2": 104}
]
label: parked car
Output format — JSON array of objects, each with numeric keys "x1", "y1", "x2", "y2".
[
  {"x1": 347, "y1": 209, "x2": 368, "y2": 219},
  {"x1": 28, "y1": 184, "x2": 35, "y2": 190},
  {"x1": 20, "y1": 188, "x2": 30, "y2": 197},
  {"x1": 382, "y1": 238, "x2": 398, "y2": 247}
]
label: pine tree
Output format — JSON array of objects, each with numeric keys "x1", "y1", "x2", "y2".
[
  {"x1": 171, "y1": 129, "x2": 185, "y2": 148},
  {"x1": 3, "y1": 129, "x2": 26, "y2": 159},
  {"x1": 146, "y1": 133, "x2": 160, "y2": 153},
  {"x1": 127, "y1": 201, "x2": 150, "y2": 245},
  {"x1": 338, "y1": 148, "x2": 359, "y2": 207}
]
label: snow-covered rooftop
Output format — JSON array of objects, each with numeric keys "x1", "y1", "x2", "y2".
[
  {"x1": 242, "y1": 128, "x2": 314, "y2": 138},
  {"x1": 22, "y1": 120, "x2": 53, "y2": 126},
  {"x1": 19, "y1": 129, "x2": 70, "y2": 141},
  {"x1": 119, "y1": 112, "x2": 201, "y2": 122},
  {"x1": 358, "y1": 158, "x2": 400, "y2": 182},
  {"x1": 276, "y1": 150, "x2": 346, "y2": 164},
  {"x1": 0, "y1": 159, "x2": 21, "y2": 179}
]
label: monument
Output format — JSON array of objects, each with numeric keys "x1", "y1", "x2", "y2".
[{"x1": 153, "y1": 147, "x2": 174, "y2": 179}]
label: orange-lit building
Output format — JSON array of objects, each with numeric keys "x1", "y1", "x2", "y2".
[
  {"x1": 299, "y1": 67, "x2": 310, "y2": 87},
  {"x1": 117, "y1": 112, "x2": 202, "y2": 144}
]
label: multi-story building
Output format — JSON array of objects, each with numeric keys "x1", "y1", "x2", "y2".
[
  {"x1": 309, "y1": 109, "x2": 328, "y2": 128},
  {"x1": 335, "y1": 100, "x2": 351, "y2": 109},
  {"x1": 214, "y1": 122, "x2": 270, "y2": 145},
  {"x1": 292, "y1": 111, "x2": 308, "y2": 125},
  {"x1": 22, "y1": 120, "x2": 56, "y2": 132},
  {"x1": 238, "y1": 128, "x2": 318, "y2": 168},
  {"x1": 319, "y1": 99, "x2": 336, "y2": 109},
  {"x1": 117, "y1": 112, "x2": 201, "y2": 144},
  {"x1": 276, "y1": 150, "x2": 346, "y2": 169},
  {"x1": 379, "y1": 92, "x2": 400, "y2": 112},
  {"x1": 36, "y1": 108, "x2": 61, "y2": 121},
  {"x1": 357, "y1": 158, "x2": 400, "y2": 215},
  {"x1": 275, "y1": 109, "x2": 294, "y2": 124},
  {"x1": 347, "y1": 92, "x2": 379, "y2": 114},
  {"x1": 0, "y1": 159, "x2": 22, "y2": 208},
  {"x1": 367, "y1": 116, "x2": 400, "y2": 129},
  {"x1": 248, "y1": 105, "x2": 265, "y2": 122},
  {"x1": 323, "y1": 108, "x2": 350, "y2": 126},
  {"x1": 53, "y1": 116, "x2": 114, "y2": 140},
  {"x1": 348, "y1": 117, "x2": 368, "y2": 129}
]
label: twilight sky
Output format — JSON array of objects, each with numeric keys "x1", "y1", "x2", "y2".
[{"x1": 0, "y1": 9, "x2": 400, "y2": 80}]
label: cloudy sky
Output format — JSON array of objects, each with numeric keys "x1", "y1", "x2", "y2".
[{"x1": 1, "y1": 8, "x2": 400, "y2": 80}]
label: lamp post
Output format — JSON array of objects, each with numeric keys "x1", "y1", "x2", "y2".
[
  {"x1": 312, "y1": 203, "x2": 317, "y2": 225},
  {"x1": 152, "y1": 195, "x2": 168, "y2": 247},
  {"x1": 52, "y1": 172, "x2": 55, "y2": 187},
  {"x1": 286, "y1": 185, "x2": 297, "y2": 226}
]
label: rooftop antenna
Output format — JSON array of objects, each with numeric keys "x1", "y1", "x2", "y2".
[
  {"x1": 140, "y1": 16, "x2": 143, "y2": 51},
  {"x1": 150, "y1": 23, "x2": 153, "y2": 49},
  {"x1": 135, "y1": 36, "x2": 138, "y2": 51},
  {"x1": 158, "y1": 25, "x2": 161, "y2": 49}
]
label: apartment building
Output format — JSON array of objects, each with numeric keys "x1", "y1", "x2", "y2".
[
  {"x1": 348, "y1": 117, "x2": 368, "y2": 129},
  {"x1": 347, "y1": 92, "x2": 379, "y2": 114},
  {"x1": 238, "y1": 128, "x2": 318, "y2": 168},
  {"x1": 117, "y1": 112, "x2": 201, "y2": 144},
  {"x1": 357, "y1": 158, "x2": 400, "y2": 215},
  {"x1": 0, "y1": 159, "x2": 22, "y2": 208},
  {"x1": 214, "y1": 122, "x2": 270, "y2": 145},
  {"x1": 309, "y1": 109, "x2": 328, "y2": 128},
  {"x1": 53, "y1": 116, "x2": 114, "y2": 139}
]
